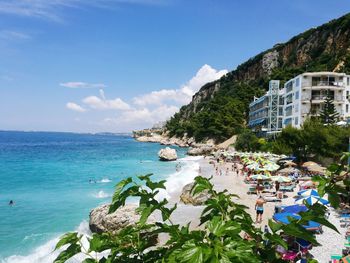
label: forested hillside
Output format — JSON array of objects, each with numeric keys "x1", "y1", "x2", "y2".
[{"x1": 166, "y1": 13, "x2": 350, "y2": 143}]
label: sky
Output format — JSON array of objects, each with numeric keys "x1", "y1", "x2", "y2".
[{"x1": 0, "y1": 0, "x2": 350, "y2": 133}]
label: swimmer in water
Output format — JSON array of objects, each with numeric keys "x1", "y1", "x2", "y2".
[{"x1": 9, "y1": 200, "x2": 14, "y2": 206}]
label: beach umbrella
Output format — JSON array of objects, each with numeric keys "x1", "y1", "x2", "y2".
[
  {"x1": 282, "y1": 205, "x2": 308, "y2": 213},
  {"x1": 295, "y1": 196, "x2": 329, "y2": 206},
  {"x1": 263, "y1": 163, "x2": 280, "y2": 171},
  {"x1": 273, "y1": 213, "x2": 321, "y2": 230},
  {"x1": 273, "y1": 212, "x2": 301, "y2": 224},
  {"x1": 297, "y1": 189, "x2": 319, "y2": 197},
  {"x1": 250, "y1": 174, "x2": 270, "y2": 180},
  {"x1": 271, "y1": 175, "x2": 291, "y2": 183},
  {"x1": 247, "y1": 163, "x2": 260, "y2": 170},
  {"x1": 302, "y1": 161, "x2": 319, "y2": 168},
  {"x1": 284, "y1": 161, "x2": 297, "y2": 167}
]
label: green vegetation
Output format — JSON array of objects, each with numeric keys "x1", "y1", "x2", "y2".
[
  {"x1": 235, "y1": 119, "x2": 350, "y2": 162},
  {"x1": 166, "y1": 13, "x2": 350, "y2": 143},
  {"x1": 319, "y1": 90, "x2": 340, "y2": 125},
  {"x1": 54, "y1": 160, "x2": 349, "y2": 262}
]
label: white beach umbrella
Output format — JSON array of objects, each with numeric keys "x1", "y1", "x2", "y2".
[{"x1": 271, "y1": 175, "x2": 292, "y2": 183}]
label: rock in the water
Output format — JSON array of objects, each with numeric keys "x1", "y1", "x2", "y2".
[
  {"x1": 180, "y1": 182, "x2": 211, "y2": 206},
  {"x1": 89, "y1": 204, "x2": 155, "y2": 234},
  {"x1": 158, "y1": 147, "x2": 177, "y2": 161}
]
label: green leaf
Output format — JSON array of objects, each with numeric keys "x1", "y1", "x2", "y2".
[
  {"x1": 55, "y1": 232, "x2": 80, "y2": 250},
  {"x1": 268, "y1": 219, "x2": 282, "y2": 233},
  {"x1": 111, "y1": 177, "x2": 133, "y2": 203},
  {"x1": 88, "y1": 234, "x2": 112, "y2": 252},
  {"x1": 82, "y1": 258, "x2": 98, "y2": 263},
  {"x1": 54, "y1": 243, "x2": 81, "y2": 263},
  {"x1": 180, "y1": 242, "x2": 205, "y2": 263}
]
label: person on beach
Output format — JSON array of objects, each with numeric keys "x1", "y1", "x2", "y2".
[
  {"x1": 226, "y1": 167, "x2": 229, "y2": 176},
  {"x1": 275, "y1": 181, "x2": 280, "y2": 193},
  {"x1": 255, "y1": 196, "x2": 266, "y2": 223}
]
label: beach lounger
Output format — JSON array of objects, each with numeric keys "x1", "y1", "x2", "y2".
[
  {"x1": 264, "y1": 195, "x2": 281, "y2": 202},
  {"x1": 280, "y1": 185, "x2": 295, "y2": 192},
  {"x1": 330, "y1": 254, "x2": 342, "y2": 263},
  {"x1": 282, "y1": 251, "x2": 299, "y2": 261}
]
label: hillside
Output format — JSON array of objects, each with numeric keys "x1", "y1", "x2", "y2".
[{"x1": 166, "y1": 13, "x2": 350, "y2": 143}]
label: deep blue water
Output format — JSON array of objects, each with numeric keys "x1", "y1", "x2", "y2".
[{"x1": 0, "y1": 131, "x2": 187, "y2": 260}]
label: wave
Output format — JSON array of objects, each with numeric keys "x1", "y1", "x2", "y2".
[
  {"x1": 92, "y1": 190, "x2": 112, "y2": 199},
  {"x1": 1, "y1": 221, "x2": 94, "y2": 263},
  {"x1": 156, "y1": 156, "x2": 202, "y2": 201},
  {"x1": 98, "y1": 178, "x2": 112, "y2": 183}
]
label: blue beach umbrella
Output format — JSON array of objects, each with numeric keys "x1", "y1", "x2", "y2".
[
  {"x1": 295, "y1": 196, "x2": 329, "y2": 206},
  {"x1": 273, "y1": 213, "x2": 301, "y2": 224},
  {"x1": 273, "y1": 213, "x2": 321, "y2": 230},
  {"x1": 297, "y1": 189, "x2": 319, "y2": 197},
  {"x1": 282, "y1": 204, "x2": 308, "y2": 213}
]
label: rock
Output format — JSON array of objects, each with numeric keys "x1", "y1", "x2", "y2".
[
  {"x1": 180, "y1": 182, "x2": 211, "y2": 206},
  {"x1": 90, "y1": 204, "x2": 141, "y2": 234},
  {"x1": 187, "y1": 145, "x2": 214, "y2": 156},
  {"x1": 158, "y1": 147, "x2": 177, "y2": 161},
  {"x1": 89, "y1": 204, "x2": 158, "y2": 245}
]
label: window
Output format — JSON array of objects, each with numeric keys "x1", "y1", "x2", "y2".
[
  {"x1": 286, "y1": 81, "x2": 293, "y2": 93},
  {"x1": 295, "y1": 117, "x2": 298, "y2": 126},
  {"x1": 295, "y1": 91, "x2": 299, "y2": 100},
  {"x1": 295, "y1": 103, "x2": 299, "y2": 113},
  {"x1": 347, "y1": 104, "x2": 349, "y2": 113},
  {"x1": 286, "y1": 94, "x2": 293, "y2": 105},
  {"x1": 295, "y1": 77, "x2": 300, "y2": 87},
  {"x1": 347, "y1": 77, "x2": 350, "y2": 86}
]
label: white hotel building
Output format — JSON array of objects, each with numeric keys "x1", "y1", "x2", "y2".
[{"x1": 248, "y1": 72, "x2": 350, "y2": 135}]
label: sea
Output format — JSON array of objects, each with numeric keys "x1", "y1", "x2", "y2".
[{"x1": 0, "y1": 131, "x2": 200, "y2": 262}]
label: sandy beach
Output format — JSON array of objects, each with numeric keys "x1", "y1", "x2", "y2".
[{"x1": 165, "y1": 156, "x2": 347, "y2": 262}]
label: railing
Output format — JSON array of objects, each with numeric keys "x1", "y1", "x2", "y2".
[
  {"x1": 301, "y1": 95, "x2": 344, "y2": 101},
  {"x1": 311, "y1": 81, "x2": 344, "y2": 87}
]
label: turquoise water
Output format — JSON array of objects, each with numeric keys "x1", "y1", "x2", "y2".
[{"x1": 0, "y1": 131, "x2": 188, "y2": 260}]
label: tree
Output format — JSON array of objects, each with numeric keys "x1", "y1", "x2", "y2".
[
  {"x1": 54, "y1": 167, "x2": 347, "y2": 263},
  {"x1": 234, "y1": 129, "x2": 260, "y2": 152},
  {"x1": 319, "y1": 89, "x2": 340, "y2": 125}
]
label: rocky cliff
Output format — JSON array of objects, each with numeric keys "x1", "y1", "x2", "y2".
[{"x1": 166, "y1": 13, "x2": 350, "y2": 142}]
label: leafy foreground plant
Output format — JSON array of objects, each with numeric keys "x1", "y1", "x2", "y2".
[{"x1": 54, "y1": 168, "x2": 345, "y2": 263}]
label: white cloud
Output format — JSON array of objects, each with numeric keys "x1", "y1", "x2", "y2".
[
  {"x1": 104, "y1": 104, "x2": 179, "y2": 126},
  {"x1": 0, "y1": 0, "x2": 167, "y2": 21},
  {"x1": 0, "y1": 30, "x2": 31, "y2": 40},
  {"x1": 66, "y1": 102, "x2": 86, "y2": 112},
  {"x1": 60, "y1": 82, "x2": 106, "y2": 89},
  {"x1": 82, "y1": 90, "x2": 130, "y2": 110},
  {"x1": 133, "y1": 64, "x2": 228, "y2": 106}
]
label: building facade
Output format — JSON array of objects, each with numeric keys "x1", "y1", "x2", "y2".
[
  {"x1": 282, "y1": 72, "x2": 350, "y2": 128},
  {"x1": 248, "y1": 72, "x2": 350, "y2": 135},
  {"x1": 248, "y1": 80, "x2": 284, "y2": 136}
]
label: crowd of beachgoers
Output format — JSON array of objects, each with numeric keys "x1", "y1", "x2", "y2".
[{"x1": 196, "y1": 150, "x2": 350, "y2": 262}]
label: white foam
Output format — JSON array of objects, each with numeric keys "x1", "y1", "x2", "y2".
[
  {"x1": 93, "y1": 190, "x2": 112, "y2": 199},
  {"x1": 156, "y1": 156, "x2": 202, "y2": 201},
  {"x1": 98, "y1": 178, "x2": 112, "y2": 183},
  {"x1": 1, "y1": 221, "x2": 93, "y2": 263}
]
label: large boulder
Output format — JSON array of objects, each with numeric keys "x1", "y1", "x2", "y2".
[
  {"x1": 89, "y1": 204, "x2": 155, "y2": 234},
  {"x1": 158, "y1": 147, "x2": 177, "y2": 161},
  {"x1": 180, "y1": 182, "x2": 211, "y2": 206}
]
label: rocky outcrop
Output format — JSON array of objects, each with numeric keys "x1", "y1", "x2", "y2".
[
  {"x1": 187, "y1": 145, "x2": 214, "y2": 156},
  {"x1": 180, "y1": 182, "x2": 211, "y2": 206},
  {"x1": 89, "y1": 204, "x2": 156, "y2": 234},
  {"x1": 158, "y1": 147, "x2": 177, "y2": 161}
]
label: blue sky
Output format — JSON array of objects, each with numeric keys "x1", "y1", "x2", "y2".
[{"x1": 1, "y1": 0, "x2": 349, "y2": 132}]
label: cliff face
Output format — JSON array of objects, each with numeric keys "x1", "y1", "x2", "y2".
[{"x1": 166, "y1": 13, "x2": 350, "y2": 142}]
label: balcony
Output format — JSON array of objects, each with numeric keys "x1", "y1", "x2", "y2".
[
  {"x1": 301, "y1": 95, "x2": 344, "y2": 103},
  {"x1": 312, "y1": 81, "x2": 344, "y2": 87}
]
